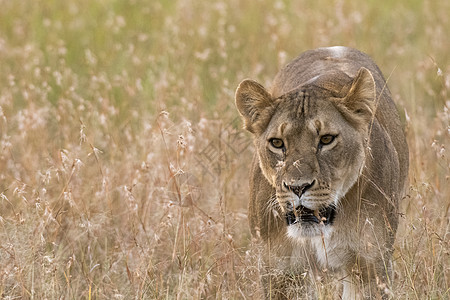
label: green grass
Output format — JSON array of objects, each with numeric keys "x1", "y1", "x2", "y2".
[{"x1": 0, "y1": 0, "x2": 448, "y2": 298}]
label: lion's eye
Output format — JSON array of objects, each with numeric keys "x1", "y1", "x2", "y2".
[
  {"x1": 319, "y1": 135, "x2": 335, "y2": 146},
  {"x1": 269, "y1": 138, "x2": 284, "y2": 149}
]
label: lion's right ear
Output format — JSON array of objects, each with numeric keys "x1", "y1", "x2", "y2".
[{"x1": 235, "y1": 79, "x2": 273, "y2": 134}]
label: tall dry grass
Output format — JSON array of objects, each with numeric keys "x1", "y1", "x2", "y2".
[{"x1": 0, "y1": 0, "x2": 448, "y2": 299}]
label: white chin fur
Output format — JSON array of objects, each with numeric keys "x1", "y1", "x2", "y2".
[{"x1": 287, "y1": 223, "x2": 333, "y2": 241}]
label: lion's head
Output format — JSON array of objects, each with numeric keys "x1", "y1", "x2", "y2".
[{"x1": 235, "y1": 68, "x2": 376, "y2": 237}]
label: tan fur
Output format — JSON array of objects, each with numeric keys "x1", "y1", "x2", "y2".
[{"x1": 235, "y1": 47, "x2": 408, "y2": 299}]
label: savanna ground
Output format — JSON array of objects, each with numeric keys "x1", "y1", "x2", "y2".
[{"x1": 0, "y1": 0, "x2": 448, "y2": 299}]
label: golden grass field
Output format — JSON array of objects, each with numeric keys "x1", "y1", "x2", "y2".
[{"x1": 0, "y1": 0, "x2": 448, "y2": 298}]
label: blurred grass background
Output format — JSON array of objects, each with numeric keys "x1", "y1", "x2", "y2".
[{"x1": 0, "y1": 0, "x2": 448, "y2": 298}]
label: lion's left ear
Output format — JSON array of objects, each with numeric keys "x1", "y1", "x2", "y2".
[
  {"x1": 235, "y1": 79, "x2": 274, "y2": 135},
  {"x1": 342, "y1": 67, "x2": 376, "y2": 123}
]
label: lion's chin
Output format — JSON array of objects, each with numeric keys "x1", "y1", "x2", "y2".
[
  {"x1": 284, "y1": 204, "x2": 336, "y2": 238},
  {"x1": 286, "y1": 221, "x2": 334, "y2": 239}
]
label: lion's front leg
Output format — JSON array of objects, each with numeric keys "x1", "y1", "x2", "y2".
[
  {"x1": 342, "y1": 259, "x2": 394, "y2": 300},
  {"x1": 260, "y1": 241, "x2": 320, "y2": 300}
]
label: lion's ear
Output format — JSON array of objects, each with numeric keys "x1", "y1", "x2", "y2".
[
  {"x1": 235, "y1": 79, "x2": 273, "y2": 134},
  {"x1": 343, "y1": 67, "x2": 376, "y2": 123}
]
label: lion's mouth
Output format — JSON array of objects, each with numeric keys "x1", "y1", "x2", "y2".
[{"x1": 285, "y1": 205, "x2": 336, "y2": 226}]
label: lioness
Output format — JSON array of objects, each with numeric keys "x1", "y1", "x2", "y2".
[{"x1": 235, "y1": 47, "x2": 408, "y2": 299}]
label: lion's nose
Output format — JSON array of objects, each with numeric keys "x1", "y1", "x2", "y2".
[{"x1": 283, "y1": 180, "x2": 315, "y2": 197}]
